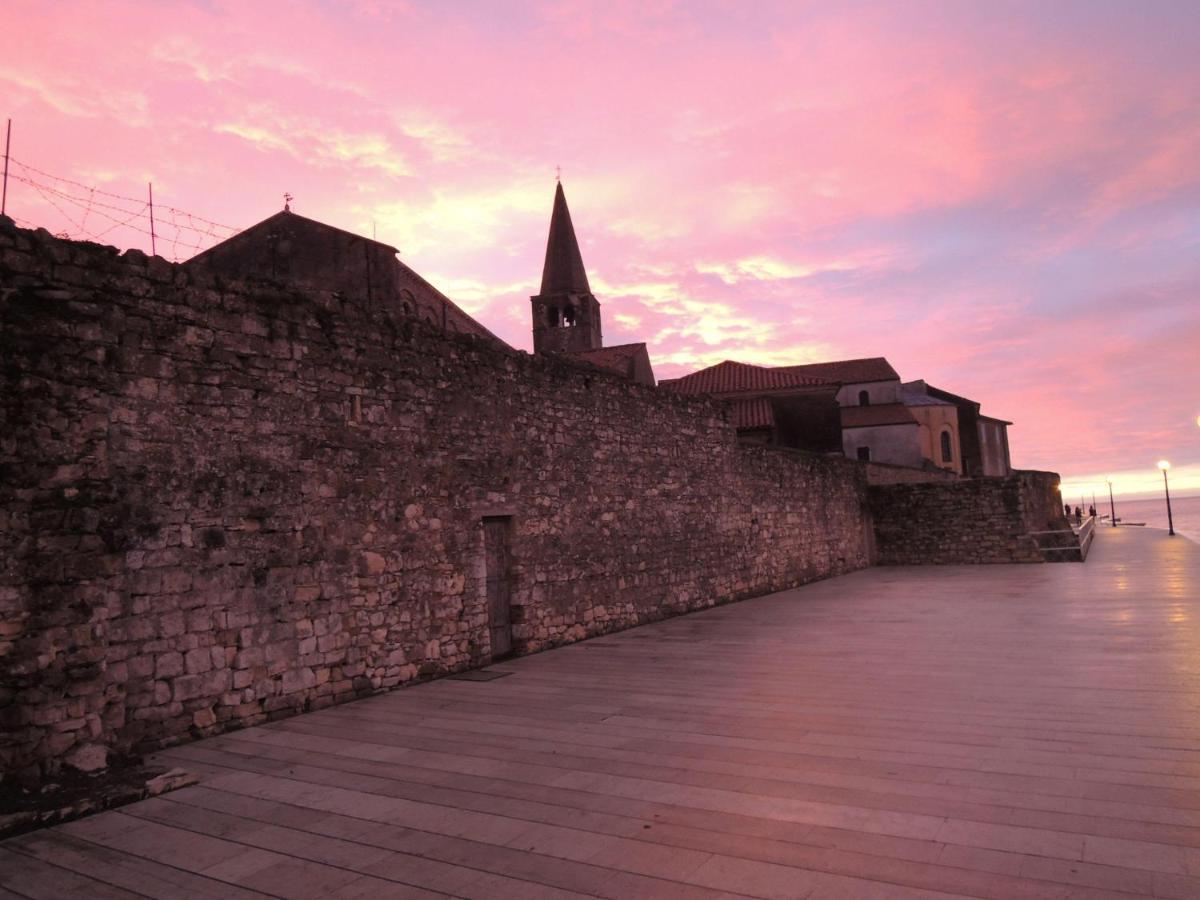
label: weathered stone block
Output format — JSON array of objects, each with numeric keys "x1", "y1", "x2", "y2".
[
  {"x1": 184, "y1": 647, "x2": 212, "y2": 675},
  {"x1": 155, "y1": 652, "x2": 183, "y2": 679},
  {"x1": 64, "y1": 742, "x2": 108, "y2": 773},
  {"x1": 172, "y1": 669, "x2": 231, "y2": 702}
]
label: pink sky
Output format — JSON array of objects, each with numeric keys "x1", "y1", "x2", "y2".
[{"x1": 3, "y1": 0, "x2": 1198, "y2": 496}]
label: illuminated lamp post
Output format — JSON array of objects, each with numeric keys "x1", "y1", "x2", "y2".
[
  {"x1": 1158, "y1": 460, "x2": 1175, "y2": 537},
  {"x1": 1106, "y1": 477, "x2": 1117, "y2": 527}
]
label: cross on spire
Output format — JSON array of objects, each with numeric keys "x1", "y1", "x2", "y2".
[
  {"x1": 283, "y1": 192, "x2": 293, "y2": 212},
  {"x1": 555, "y1": 165, "x2": 561, "y2": 183}
]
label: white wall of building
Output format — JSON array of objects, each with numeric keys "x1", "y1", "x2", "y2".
[{"x1": 835, "y1": 380, "x2": 900, "y2": 407}]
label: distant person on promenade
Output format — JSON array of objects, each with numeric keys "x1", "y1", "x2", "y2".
[
  {"x1": 1074, "y1": 506, "x2": 1082, "y2": 524},
  {"x1": 1064, "y1": 503, "x2": 1071, "y2": 518},
  {"x1": 1088, "y1": 505, "x2": 1096, "y2": 519}
]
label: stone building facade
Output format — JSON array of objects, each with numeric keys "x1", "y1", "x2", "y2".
[
  {"x1": 660, "y1": 357, "x2": 923, "y2": 463},
  {"x1": 903, "y1": 381, "x2": 1012, "y2": 478},
  {"x1": 666, "y1": 359, "x2": 1014, "y2": 477},
  {"x1": 901, "y1": 382, "x2": 963, "y2": 474}
]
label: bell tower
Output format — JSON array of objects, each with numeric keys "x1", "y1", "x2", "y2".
[{"x1": 531, "y1": 182, "x2": 602, "y2": 354}]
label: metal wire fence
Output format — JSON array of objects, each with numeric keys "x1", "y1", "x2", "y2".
[{"x1": 3, "y1": 156, "x2": 239, "y2": 262}]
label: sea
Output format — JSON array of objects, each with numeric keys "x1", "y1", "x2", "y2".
[{"x1": 1078, "y1": 493, "x2": 1200, "y2": 545}]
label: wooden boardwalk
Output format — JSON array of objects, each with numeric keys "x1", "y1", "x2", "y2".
[{"x1": 5, "y1": 526, "x2": 1200, "y2": 898}]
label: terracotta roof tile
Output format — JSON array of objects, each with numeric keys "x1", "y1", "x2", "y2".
[
  {"x1": 658, "y1": 360, "x2": 830, "y2": 395},
  {"x1": 730, "y1": 397, "x2": 775, "y2": 430},
  {"x1": 564, "y1": 343, "x2": 646, "y2": 378},
  {"x1": 776, "y1": 357, "x2": 899, "y2": 385},
  {"x1": 564, "y1": 340, "x2": 657, "y2": 384},
  {"x1": 659, "y1": 357, "x2": 898, "y2": 396}
]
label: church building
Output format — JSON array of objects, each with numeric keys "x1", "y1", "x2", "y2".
[
  {"x1": 529, "y1": 183, "x2": 655, "y2": 386},
  {"x1": 185, "y1": 206, "x2": 505, "y2": 347}
]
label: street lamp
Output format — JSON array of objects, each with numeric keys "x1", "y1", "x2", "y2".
[
  {"x1": 1106, "y1": 477, "x2": 1117, "y2": 527},
  {"x1": 1158, "y1": 460, "x2": 1175, "y2": 537}
]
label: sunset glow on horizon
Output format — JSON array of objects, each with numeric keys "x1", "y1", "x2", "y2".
[{"x1": 4, "y1": 0, "x2": 1198, "y2": 493}]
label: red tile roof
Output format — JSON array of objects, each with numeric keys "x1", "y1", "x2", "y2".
[
  {"x1": 777, "y1": 357, "x2": 899, "y2": 385},
  {"x1": 729, "y1": 397, "x2": 775, "y2": 430},
  {"x1": 840, "y1": 404, "x2": 918, "y2": 428},
  {"x1": 658, "y1": 360, "x2": 830, "y2": 395},
  {"x1": 659, "y1": 357, "x2": 898, "y2": 396},
  {"x1": 565, "y1": 343, "x2": 648, "y2": 378}
]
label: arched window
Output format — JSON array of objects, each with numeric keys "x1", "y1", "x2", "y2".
[
  {"x1": 562, "y1": 306, "x2": 577, "y2": 327},
  {"x1": 546, "y1": 305, "x2": 560, "y2": 326},
  {"x1": 940, "y1": 429, "x2": 953, "y2": 463},
  {"x1": 858, "y1": 390, "x2": 870, "y2": 406}
]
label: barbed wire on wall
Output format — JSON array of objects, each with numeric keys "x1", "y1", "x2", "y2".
[{"x1": 4, "y1": 157, "x2": 240, "y2": 262}]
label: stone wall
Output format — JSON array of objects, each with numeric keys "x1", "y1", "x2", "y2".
[
  {"x1": 1015, "y1": 469, "x2": 1068, "y2": 532},
  {"x1": 863, "y1": 461, "x2": 960, "y2": 486},
  {"x1": 0, "y1": 220, "x2": 872, "y2": 779},
  {"x1": 869, "y1": 471, "x2": 1067, "y2": 565}
]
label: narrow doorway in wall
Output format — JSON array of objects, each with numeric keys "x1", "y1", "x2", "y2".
[{"x1": 482, "y1": 516, "x2": 514, "y2": 658}]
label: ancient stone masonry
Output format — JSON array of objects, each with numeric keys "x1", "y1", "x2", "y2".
[
  {"x1": 0, "y1": 220, "x2": 873, "y2": 779},
  {"x1": 869, "y1": 471, "x2": 1067, "y2": 565},
  {"x1": 862, "y1": 461, "x2": 959, "y2": 486}
]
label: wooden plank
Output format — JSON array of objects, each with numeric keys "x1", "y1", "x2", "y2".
[
  {"x1": 7, "y1": 527, "x2": 1200, "y2": 897},
  {"x1": 2, "y1": 830, "x2": 267, "y2": 900},
  {"x1": 163, "y1": 752, "x2": 1154, "y2": 899},
  {"x1": 0, "y1": 846, "x2": 145, "y2": 899}
]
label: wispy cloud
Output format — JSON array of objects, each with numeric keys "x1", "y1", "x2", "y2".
[{"x1": 4, "y1": 0, "x2": 1198, "y2": 486}]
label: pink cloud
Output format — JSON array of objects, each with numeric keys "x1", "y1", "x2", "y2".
[{"x1": 2, "y1": 0, "x2": 1198, "y2": 490}]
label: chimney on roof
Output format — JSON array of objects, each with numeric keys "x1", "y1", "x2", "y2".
[{"x1": 530, "y1": 180, "x2": 602, "y2": 355}]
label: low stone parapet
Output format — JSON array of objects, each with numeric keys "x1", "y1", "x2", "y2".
[{"x1": 869, "y1": 470, "x2": 1075, "y2": 565}]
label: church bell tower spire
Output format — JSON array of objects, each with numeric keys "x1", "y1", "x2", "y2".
[{"x1": 531, "y1": 181, "x2": 602, "y2": 354}]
